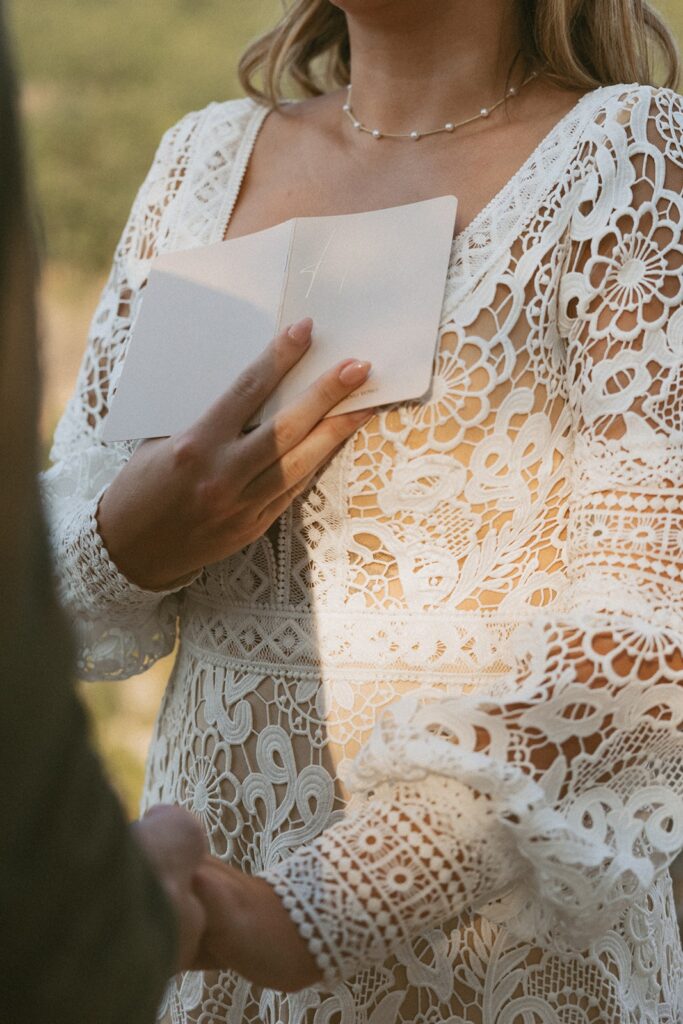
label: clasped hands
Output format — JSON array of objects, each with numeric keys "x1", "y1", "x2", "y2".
[{"x1": 133, "y1": 804, "x2": 323, "y2": 992}]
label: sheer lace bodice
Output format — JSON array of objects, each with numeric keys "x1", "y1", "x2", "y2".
[{"x1": 42, "y1": 85, "x2": 683, "y2": 1022}]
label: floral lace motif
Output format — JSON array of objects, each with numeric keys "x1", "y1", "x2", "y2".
[{"x1": 43, "y1": 85, "x2": 683, "y2": 1023}]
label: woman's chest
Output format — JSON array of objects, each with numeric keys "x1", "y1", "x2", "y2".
[
  {"x1": 221, "y1": 108, "x2": 569, "y2": 244},
  {"x1": 185, "y1": 102, "x2": 581, "y2": 612},
  {"x1": 194, "y1": 320, "x2": 574, "y2": 617}
]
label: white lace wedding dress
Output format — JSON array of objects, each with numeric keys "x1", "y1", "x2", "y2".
[{"x1": 43, "y1": 83, "x2": 683, "y2": 1023}]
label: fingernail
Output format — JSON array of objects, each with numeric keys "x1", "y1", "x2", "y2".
[
  {"x1": 338, "y1": 360, "x2": 371, "y2": 386},
  {"x1": 287, "y1": 317, "x2": 313, "y2": 345}
]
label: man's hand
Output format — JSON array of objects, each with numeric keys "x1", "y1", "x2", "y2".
[
  {"x1": 132, "y1": 805, "x2": 208, "y2": 971},
  {"x1": 191, "y1": 856, "x2": 323, "y2": 993}
]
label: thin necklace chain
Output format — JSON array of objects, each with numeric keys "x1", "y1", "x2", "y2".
[{"x1": 343, "y1": 70, "x2": 539, "y2": 141}]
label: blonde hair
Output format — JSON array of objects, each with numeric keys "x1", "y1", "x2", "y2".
[{"x1": 238, "y1": 0, "x2": 680, "y2": 106}]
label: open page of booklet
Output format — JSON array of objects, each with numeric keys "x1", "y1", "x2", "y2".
[{"x1": 102, "y1": 195, "x2": 457, "y2": 442}]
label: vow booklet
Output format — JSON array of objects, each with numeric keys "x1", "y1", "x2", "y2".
[{"x1": 102, "y1": 195, "x2": 458, "y2": 442}]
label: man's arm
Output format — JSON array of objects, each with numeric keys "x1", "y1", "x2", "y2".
[{"x1": 0, "y1": 9, "x2": 203, "y2": 1016}]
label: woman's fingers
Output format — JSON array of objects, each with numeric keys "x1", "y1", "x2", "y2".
[
  {"x1": 254, "y1": 439, "x2": 348, "y2": 529},
  {"x1": 243, "y1": 407, "x2": 374, "y2": 506},
  {"x1": 242, "y1": 357, "x2": 372, "y2": 475},
  {"x1": 255, "y1": 437, "x2": 344, "y2": 526},
  {"x1": 192, "y1": 317, "x2": 314, "y2": 442}
]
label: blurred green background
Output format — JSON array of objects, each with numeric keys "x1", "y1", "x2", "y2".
[
  {"x1": 13, "y1": 0, "x2": 282, "y2": 275},
  {"x1": 8, "y1": 1, "x2": 683, "y2": 826}
]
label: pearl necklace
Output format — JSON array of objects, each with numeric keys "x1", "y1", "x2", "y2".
[{"x1": 342, "y1": 70, "x2": 538, "y2": 141}]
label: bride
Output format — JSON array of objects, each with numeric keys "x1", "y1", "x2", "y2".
[{"x1": 43, "y1": 0, "x2": 683, "y2": 1021}]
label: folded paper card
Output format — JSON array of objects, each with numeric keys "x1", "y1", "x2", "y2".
[{"x1": 102, "y1": 195, "x2": 458, "y2": 442}]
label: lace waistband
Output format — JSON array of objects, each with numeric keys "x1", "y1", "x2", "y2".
[{"x1": 179, "y1": 600, "x2": 528, "y2": 682}]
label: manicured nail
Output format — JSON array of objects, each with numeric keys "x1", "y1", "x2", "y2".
[
  {"x1": 287, "y1": 317, "x2": 313, "y2": 345},
  {"x1": 338, "y1": 360, "x2": 371, "y2": 386}
]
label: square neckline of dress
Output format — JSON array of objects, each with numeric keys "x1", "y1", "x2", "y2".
[{"x1": 214, "y1": 84, "x2": 608, "y2": 277}]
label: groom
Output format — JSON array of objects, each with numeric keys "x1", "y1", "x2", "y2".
[{"x1": 0, "y1": 9, "x2": 209, "y2": 1019}]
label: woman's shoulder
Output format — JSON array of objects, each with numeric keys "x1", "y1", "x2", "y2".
[
  {"x1": 155, "y1": 95, "x2": 264, "y2": 160},
  {"x1": 195, "y1": 95, "x2": 266, "y2": 133},
  {"x1": 560, "y1": 83, "x2": 683, "y2": 262},
  {"x1": 580, "y1": 81, "x2": 683, "y2": 152},
  {"x1": 584, "y1": 80, "x2": 681, "y2": 112}
]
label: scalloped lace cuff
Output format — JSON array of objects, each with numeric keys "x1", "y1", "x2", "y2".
[
  {"x1": 54, "y1": 487, "x2": 200, "y2": 623},
  {"x1": 255, "y1": 782, "x2": 490, "y2": 989}
]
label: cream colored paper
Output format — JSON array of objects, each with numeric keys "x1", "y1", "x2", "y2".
[{"x1": 102, "y1": 195, "x2": 457, "y2": 442}]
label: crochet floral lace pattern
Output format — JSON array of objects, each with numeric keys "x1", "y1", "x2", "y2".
[{"x1": 43, "y1": 85, "x2": 683, "y2": 1023}]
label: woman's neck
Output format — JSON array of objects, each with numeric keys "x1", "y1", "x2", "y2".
[{"x1": 342, "y1": 0, "x2": 525, "y2": 133}]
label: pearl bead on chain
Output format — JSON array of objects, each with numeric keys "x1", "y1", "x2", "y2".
[{"x1": 342, "y1": 70, "x2": 538, "y2": 141}]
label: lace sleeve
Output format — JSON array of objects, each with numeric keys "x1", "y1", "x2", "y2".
[
  {"x1": 41, "y1": 109, "x2": 205, "y2": 681},
  {"x1": 257, "y1": 87, "x2": 683, "y2": 989}
]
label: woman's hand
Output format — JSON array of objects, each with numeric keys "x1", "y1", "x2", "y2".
[
  {"x1": 191, "y1": 856, "x2": 322, "y2": 992},
  {"x1": 97, "y1": 317, "x2": 372, "y2": 590}
]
